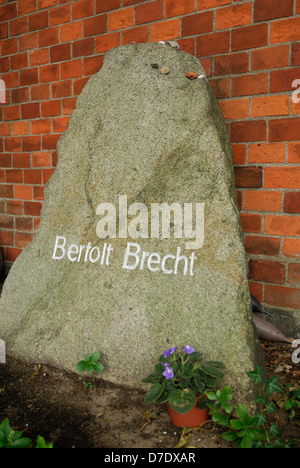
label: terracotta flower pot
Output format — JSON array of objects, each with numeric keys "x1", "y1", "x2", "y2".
[{"x1": 167, "y1": 397, "x2": 209, "y2": 428}]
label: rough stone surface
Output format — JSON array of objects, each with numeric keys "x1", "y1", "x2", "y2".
[{"x1": 0, "y1": 43, "x2": 263, "y2": 406}]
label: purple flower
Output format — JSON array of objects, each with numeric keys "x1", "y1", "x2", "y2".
[
  {"x1": 184, "y1": 345, "x2": 195, "y2": 355},
  {"x1": 162, "y1": 347, "x2": 178, "y2": 358},
  {"x1": 162, "y1": 366, "x2": 174, "y2": 380},
  {"x1": 161, "y1": 361, "x2": 171, "y2": 367}
]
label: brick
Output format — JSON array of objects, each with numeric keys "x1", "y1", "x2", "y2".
[
  {"x1": 123, "y1": 0, "x2": 146, "y2": 5},
  {"x1": 5, "y1": 137, "x2": 22, "y2": 152},
  {"x1": 270, "y1": 17, "x2": 300, "y2": 44},
  {"x1": 0, "y1": 3, "x2": 17, "y2": 21},
  {"x1": 254, "y1": 0, "x2": 293, "y2": 22},
  {"x1": 236, "y1": 167, "x2": 263, "y2": 189},
  {"x1": 209, "y1": 78, "x2": 230, "y2": 98},
  {"x1": 43, "y1": 168, "x2": 55, "y2": 184},
  {"x1": 60, "y1": 22, "x2": 82, "y2": 42},
  {"x1": 283, "y1": 238, "x2": 300, "y2": 258},
  {"x1": 24, "y1": 201, "x2": 42, "y2": 216},
  {"x1": 244, "y1": 190, "x2": 282, "y2": 212},
  {"x1": 30, "y1": 48, "x2": 49, "y2": 66},
  {"x1": 62, "y1": 98, "x2": 77, "y2": 115},
  {"x1": 31, "y1": 119, "x2": 52, "y2": 134},
  {"x1": 32, "y1": 152, "x2": 52, "y2": 167},
  {"x1": 288, "y1": 143, "x2": 300, "y2": 163},
  {"x1": 181, "y1": 12, "x2": 213, "y2": 36},
  {"x1": 83, "y1": 55, "x2": 104, "y2": 75},
  {"x1": 196, "y1": 31, "x2": 230, "y2": 57},
  {"x1": 9, "y1": 17, "x2": 28, "y2": 37},
  {"x1": 284, "y1": 192, "x2": 300, "y2": 214},
  {"x1": 18, "y1": 0, "x2": 36, "y2": 16},
  {"x1": 252, "y1": 45, "x2": 289, "y2": 71},
  {"x1": 0, "y1": 231, "x2": 13, "y2": 246},
  {"x1": 232, "y1": 73, "x2": 268, "y2": 97},
  {"x1": 22, "y1": 136, "x2": 41, "y2": 152},
  {"x1": 249, "y1": 259, "x2": 286, "y2": 284},
  {"x1": 269, "y1": 118, "x2": 300, "y2": 142},
  {"x1": 41, "y1": 100, "x2": 61, "y2": 117},
  {"x1": 136, "y1": 0, "x2": 163, "y2": 25},
  {"x1": 52, "y1": 80, "x2": 72, "y2": 98},
  {"x1": 2, "y1": 38, "x2": 18, "y2": 56},
  {"x1": 288, "y1": 264, "x2": 300, "y2": 285},
  {"x1": 252, "y1": 95, "x2": 289, "y2": 118},
  {"x1": 52, "y1": 116, "x2": 69, "y2": 133},
  {"x1": 214, "y1": 52, "x2": 248, "y2": 76},
  {"x1": 245, "y1": 235, "x2": 281, "y2": 256},
  {"x1": 13, "y1": 122, "x2": 30, "y2": 136},
  {"x1": 21, "y1": 102, "x2": 40, "y2": 119},
  {"x1": 29, "y1": 11, "x2": 48, "y2": 31},
  {"x1": 33, "y1": 186, "x2": 44, "y2": 200},
  {"x1": 0, "y1": 57, "x2": 9, "y2": 73},
  {"x1": 42, "y1": 134, "x2": 60, "y2": 150},
  {"x1": 50, "y1": 43, "x2": 70, "y2": 62},
  {"x1": 0, "y1": 214, "x2": 14, "y2": 230},
  {"x1": 14, "y1": 185, "x2": 32, "y2": 200},
  {"x1": 150, "y1": 19, "x2": 180, "y2": 42},
  {"x1": 122, "y1": 26, "x2": 148, "y2": 45},
  {"x1": 73, "y1": 77, "x2": 89, "y2": 96},
  {"x1": 0, "y1": 23, "x2": 8, "y2": 40},
  {"x1": 72, "y1": 0, "x2": 94, "y2": 20},
  {"x1": 15, "y1": 232, "x2": 33, "y2": 248},
  {"x1": 39, "y1": 27, "x2": 59, "y2": 47},
  {"x1": 249, "y1": 282, "x2": 263, "y2": 302},
  {"x1": 19, "y1": 32, "x2": 39, "y2": 51},
  {"x1": 12, "y1": 153, "x2": 30, "y2": 168},
  {"x1": 20, "y1": 68, "x2": 38, "y2": 86},
  {"x1": 248, "y1": 143, "x2": 285, "y2": 164},
  {"x1": 61, "y1": 59, "x2": 82, "y2": 79},
  {"x1": 40, "y1": 63, "x2": 59, "y2": 83},
  {"x1": 84, "y1": 15, "x2": 107, "y2": 37},
  {"x1": 16, "y1": 217, "x2": 33, "y2": 232},
  {"x1": 96, "y1": 0, "x2": 120, "y2": 13},
  {"x1": 2, "y1": 71, "x2": 19, "y2": 88},
  {"x1": 50, "y1": 5, "x2": 70, "y2": 25},
  {"x1": 3, "y1": 105, "x2": 20, "y2": 121},
  {"x1": 232, "y1": 24, "x2": 268, "y2": 51},
  {"x1": 108, "y1": 8, "x2": 134, "y2": 31},
  {"x1": 265, "y1": 284, "x2": 300, "y2": 310},
  {"x1": 240, "y1": 213, "x2": 262, "y2": 233},
  {"x1": 6, "y1": 169, "x2": 23, "y2": 184},
  {"x1": 201, "y1": 58, "x2": 212, "y2": 77},
  {"x1": 38, "y1": 0, "x2": 58, "y2": 9},
  {"x1": 197, "y1": 0, "x2": 231, "y2": 10},
  {"x1": 270, "y1": 68, "x2": 300, "y2": 93},
  {"x1": 219, "y1": 99, "x2": 249, "y2": 120},
  {"x1": 265, "y1": 167, "x2": 300, "y2": 189},
  {"x1": 73, "y1": 37, "x2": 94, "y2": 57},
  {"x1": 24, "y1": 169, "x2": 42, "y2": 184},
  {"x1": 292, "y1": 43, "x2": 300, "y2": 66},
  {"x1": 31, "y1": 83, "x2": 50, "y2": 101},
  {"x1": 216, "y1": 3, "x2": 252, "y2": 30},
  {"x1": 0, "y1": 123, "x2": 11, "y2": 136},
  {"x1": 265, "y1": 215, "x2": 300, "y2": 236},
  {"x1": 6, "y1": 200, "x2": 23, "y2": 215},
  {"x1": 11, "y1": 88, "x2": 29, "y2": 104},
  {"x1": 96, "y1": 31, "x2": 120, "y2": 53},
  {"x1": 231, "y1": 121, "x2": 266, "y2": 142},
  {"x1": 5, "y1": 248, "x2": 23, "y2": 262},
  {"x1": 165, "y1": 0, "x2": 195, "y2": 19},
  {"x1": 10, "y1": 52, "x2": 28, "y2": 70}
]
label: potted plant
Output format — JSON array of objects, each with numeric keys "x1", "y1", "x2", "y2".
[{"x1": 141, "y1": 344, "x2": 225, "y2": 427}]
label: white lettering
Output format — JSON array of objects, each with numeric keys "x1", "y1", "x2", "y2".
[{"x1": 52, "y1": 235, "x2": 66, "y2": 260}]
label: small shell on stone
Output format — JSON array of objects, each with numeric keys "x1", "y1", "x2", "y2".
[
  {"x1": 158, "y1": 41, "x2": 165, "y2": 45},
  {"x1": 160, "y1": 66, "x2": 170, "y2": 75},
  {"x1": 166, "y1": 40, "x2": 179, "y2": 49},
  {"x1": 197, "y1": 74, "x2": 205, "y2": 79}
]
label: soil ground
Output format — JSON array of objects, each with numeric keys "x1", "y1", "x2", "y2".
[{"x1": 0, "y1": 281, "x2": 299, "y2": 449}]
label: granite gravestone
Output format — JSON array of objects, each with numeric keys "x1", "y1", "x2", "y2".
[{"x1": 0, "y1": 43, "x2": 263, "y2": 406}]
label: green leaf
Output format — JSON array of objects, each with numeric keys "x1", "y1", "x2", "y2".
[
  {"x1": 11, "y1": 437, "x2": 32, "y2": 448},
  {"x1": 222, "y1": 431, "x2": 237, "y2": 442},
  {"x1": 36, "y1": 435, "x2": 53, "y2": 448},
  {"x1": 247, "y1": 366, "x2": 263, "y2": 385},
  {"x1": 265, "y1": 401, "x2": 277, "y2": 414},
  {"x1": 254, "y1": 413, "x2": 266, "y2": 427},
  {"x1": 168, "y1": 388, "x2": 197, "y2": 415},
  {"x1": 201, "y1": 365, "x2": 224, "y2": 380},
  {"x1": 90, "y1": 352, "x2": 100, "y2": 362},
  {"x1": 265, "y1": 376, "x2": 283, "y2": 395},
  {"x1": 145, "y1": 383, "x2": 164, "y2": 405},
  {"x1": 269, "y1": 423, "x2": 281, "y2": 438},
  {"x1": 235, "y1": 404, "x2": 249, "y2": 423},
  {"x1": 93, "y1": 362, "x2": 104, "y2": 374},
  {"x1": 76, "y1": 360, "x2": 88, "y2": 372}
]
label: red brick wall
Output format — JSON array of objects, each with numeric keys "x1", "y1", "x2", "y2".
[{"x1": 0, "y1": 0, "x2": 299, "y2": 313}]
